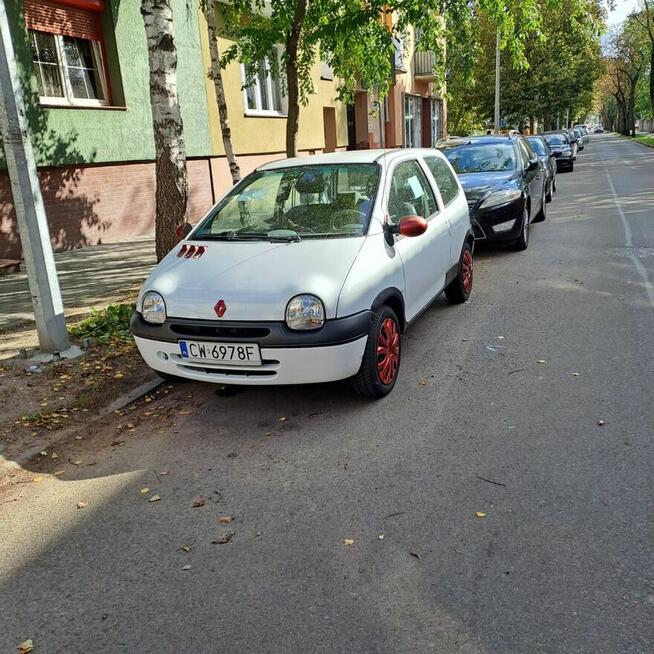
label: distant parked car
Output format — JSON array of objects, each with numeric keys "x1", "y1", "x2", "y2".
[
  {"x1": 595, "y1": 125, "x2": 604, "y2": 133},
  {"x1": 542, "y1": 131, "x2": 575, "y2": 172},
  {"x1": 437, "y1": 135, "x2": 547, "y2": 250},
  {"x1": 572, "y1": 128, "x2": 585, "y2": 151},
  {"x1": 131, "y1": 149, "x2": 474, "y2": 398},
  {"x1": 564, "y1": 129, "x2": 579, "y2": 159},
  {"x1": 574, "y1": 124, "x2": 590, "y2": 144},
  {"x1": 526, "y1": 135, "x2": 556, "y2": 202}
]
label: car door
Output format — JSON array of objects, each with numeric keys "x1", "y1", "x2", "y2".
[
  {"x1": 518, "y1": 139, "x2": 542, "y2": 216},
  {"x1": 385, "y1": 157, "x2": 450, "y2": 321}
]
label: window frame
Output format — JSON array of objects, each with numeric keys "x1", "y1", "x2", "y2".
[
  {"x1": 29, "y1": 28, "x2": 110, "y2": 108},
  {"x1": 241, "y1": 50, "x2": 287, "y2": 117},
  {"x1": 423, "y1": 155, "x2": 460, "y2": 208},
  {"x1": 403, "y1": 94, "x2": 422, "y2": 148},
  {"x1": 384, "y1": 157, "x2": 439, "y2": 226}
]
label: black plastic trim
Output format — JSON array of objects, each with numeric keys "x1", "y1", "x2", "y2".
[{"x1": 131, "y1": 311, "x2": 373, "y2": 348}]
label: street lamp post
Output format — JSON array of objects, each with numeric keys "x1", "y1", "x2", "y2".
[{"x1": 0, "y1": 0, "x2": 70, "y2": 354}]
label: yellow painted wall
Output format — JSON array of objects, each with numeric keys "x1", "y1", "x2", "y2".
[{"x1": 198, "y1": 12, "x2": 348, "y2": 157}]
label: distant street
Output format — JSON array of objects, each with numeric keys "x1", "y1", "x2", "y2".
[{"x1": 1, "y1": 133, "x2": 653, "y2": 653}]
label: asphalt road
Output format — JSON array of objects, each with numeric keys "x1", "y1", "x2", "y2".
[{"x1": 2, "y1": 133, "x2": 653, "y2": 653}]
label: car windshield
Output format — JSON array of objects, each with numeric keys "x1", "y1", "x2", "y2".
[
  {"x1": 544, "y1": 134, "x2": 568, "y2": 146},
  {"x1": 193, "y1": 164, "x2": 380, "y2": 240},
  {"x1": 441, "y1": 143, "x2": 516, "y2": 173},
  {"x1": 527, "y1": 138, "x2": 547, "y2": 156}
]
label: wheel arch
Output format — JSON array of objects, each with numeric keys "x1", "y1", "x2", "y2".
[{"x1": 371, "y1": 288, "x2": 406, "y2": 332}]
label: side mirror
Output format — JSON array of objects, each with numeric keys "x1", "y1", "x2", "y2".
[
  {"x1": 176, "y1": 222, "x2": 193, "y2": 241},
  {"x1": 384, "y1": 215, "x2": 428, "y2": 245},
  {"x1": 527, "y1": 159, "x2": 539, "y2": 172}
]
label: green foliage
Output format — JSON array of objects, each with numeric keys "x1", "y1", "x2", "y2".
[{"x1": 69, "y1": 303, "x2": 135, "y2": 343}]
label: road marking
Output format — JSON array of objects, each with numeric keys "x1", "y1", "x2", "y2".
[{"x1": 600, "y1": 156, "x2": 654, "y2": 308}]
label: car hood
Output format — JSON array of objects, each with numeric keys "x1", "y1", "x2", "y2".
[
  {"x1": 140, "y1": 237, "x2": 365, "y2": 321},
  {"x1": 458, "y1": 171, "x2": 516, "y2": 206}
]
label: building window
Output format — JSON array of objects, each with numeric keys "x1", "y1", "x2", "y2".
[
  {"x1": 242, "y1": 51, "x2": 286, "y2": 116},
  {"x1": 404, "y1": 94, "x2": 422, "y2": 148}
]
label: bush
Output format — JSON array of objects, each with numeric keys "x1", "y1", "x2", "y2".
[{"x1": 69, "y1": 303, "x2": 135, "y2": 343}]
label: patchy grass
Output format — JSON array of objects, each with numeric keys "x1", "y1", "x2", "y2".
[
  {"x1": 633, "y1": 135, "x2": 654, "y2": 148},
  {"x1": 69, "y1": 303, "x2": 135, "y2": 343}
]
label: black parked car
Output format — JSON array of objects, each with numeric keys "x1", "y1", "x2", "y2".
[
  {"x1": 542, "y1": 131, "x2": 574, "y2": 172},
  {"x1": 526, "y1": 135, "x2": 556, "y2": 202},
  {"x1": 437, "y1": 135, "x2": 547, "y2": 251}
]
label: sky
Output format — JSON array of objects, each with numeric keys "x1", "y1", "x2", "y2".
[{"x1": 606, "y1": 0, "x2": 641, "y2": 26}]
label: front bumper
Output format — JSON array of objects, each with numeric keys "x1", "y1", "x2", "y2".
[
  {"x1": 131, "y1": 312, "x2": 372, "y2": 385},
  {"x1": 470, "y1": 197, "x2": 524, "y2": 242}
]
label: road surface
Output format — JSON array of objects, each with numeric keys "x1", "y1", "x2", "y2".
[{"x1": 1, "y1": 134, "x2": 653, "y2": 653}]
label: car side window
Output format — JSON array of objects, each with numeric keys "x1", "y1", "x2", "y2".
[
  {"x1": 517, "y1": 140, "x2": 532, "y2": 168},
  {"x1": 387, "y1": 160, "x2": 438, "y2": 223},
  {"x1": 424, "y1": 156, "x2": 459, "y2": 206}
]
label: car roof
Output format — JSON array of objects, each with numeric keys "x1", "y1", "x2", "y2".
[
  {"x1": 437, "y1": 135, "x2": 519, "y2": 147},
  {"x1": 257, "y1": 148, "x2": 446, "y2": 172}
]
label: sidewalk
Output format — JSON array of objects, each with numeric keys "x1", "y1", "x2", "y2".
[{"x1": 0, "y1": 237, "x2": 156, "y2": 357}]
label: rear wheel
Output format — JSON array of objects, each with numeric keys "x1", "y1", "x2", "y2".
[
  {"x1": 545, "y1": 179, "x2": 553, "y2": 203},
  {"x1": 445, "y1": 242, "x2": 474, "y2": 304},
  {"x1": 514, "y1": 204, "x2": 530, "y2": 251},
  {"x1": 569, "y1": 161, "x2": 574, "y2": 173},
  {"x1": 534, "y1": 188, "x2": 547, "y2": 222},
  {"x1": 352, "y1": 306, "x2": 401, "y2": 399}
]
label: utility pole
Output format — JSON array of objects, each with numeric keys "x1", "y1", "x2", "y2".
[
  {"x1": 0, "y1": 0, "x2": 70, "y2": 353},
  {"x1": 494, "y1": 28, "x2": 501, "y2": 134}
]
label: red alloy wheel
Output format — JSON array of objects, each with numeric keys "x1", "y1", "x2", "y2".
[
  {"x1": 462, "y1": 249, "x2": 473, "y2": 294},
  {"x1": 377, "y1": 317, "x2": 400, "y2": 385}
]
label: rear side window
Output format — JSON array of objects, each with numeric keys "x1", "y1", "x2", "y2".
[
  {"x1": 387, "y1": 160, "x2": 438, "y2": 223},
  {"x1": 424, "y1": 156, "x2": 459, "y2": 206}
]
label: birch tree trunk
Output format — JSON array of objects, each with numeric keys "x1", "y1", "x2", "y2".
[
  {"x1": 141, "y1": 0, "x2": 188, "y2": 261},
  {"x1": 203, "y1": 2, "x2": 241, "y2": 184},
  {"x1": 285, "y1": 0, "x2": 307, "y2": 158}
]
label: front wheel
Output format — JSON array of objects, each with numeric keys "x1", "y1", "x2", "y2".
[
  {"x1": 445, "y1": 242, "x2": 474, "y2": 304},
  {"x1": 352, "y1": 306, "x2": 401, "y2": 399},
  {"x1": 514, "y1": 205, "x2": 530, "y2": 251},
  {"x1": 533, "y1": 188, "x2": 547, "y2": 222}
]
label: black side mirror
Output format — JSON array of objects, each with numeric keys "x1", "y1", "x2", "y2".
[{"x1": 527, "y1": 159, "x2": 539, "y2": 172}]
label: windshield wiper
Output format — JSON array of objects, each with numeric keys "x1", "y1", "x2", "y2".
[{"x1": 266, "y1": 230, "x2": 301, "y2": 243}]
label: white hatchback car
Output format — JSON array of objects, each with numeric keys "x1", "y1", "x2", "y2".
[{"x1": 132, "y1": 149, "x2": 474, "y2": 398}]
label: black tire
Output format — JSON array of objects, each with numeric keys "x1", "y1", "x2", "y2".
[
  {"x1": 533, "y1": 188, "x2": 547, "y2": 222},
  {"x1": 545, "y1": 179, "x2": 553, "y2": 203},
  {"x1": 568, "y1": 161, "x2": 574, "y2": 173},
  {"x1": 155, "y1": 370, "x2": 186, "y2": 383},
  {"x1": 352, "y1": 306, "x2": 401, "y2": 399},
  {"x1": 514, "y1": 204, "x2": 530, "y2": 251},
  {"x1": 553, "y1": 177, "x2": 557, "y2": 193},
  {"x1": 445, "y1": 242, "x2": 474, "y2": 304}
]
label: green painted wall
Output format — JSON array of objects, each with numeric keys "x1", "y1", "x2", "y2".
[{"x1": 3, "y1": 0, "x2": 211, "y2": 166}]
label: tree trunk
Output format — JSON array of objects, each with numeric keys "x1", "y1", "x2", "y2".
[
  {"x1": 141, "y1": 0, "x2": 188, "y2": 262},
  {"x1": 649, "y1": 47, "x2": 654, "y2": 120},
  {"x1": 284, "y1": 0, "x2": 307, "y2": 158},
  {"x1": 204, "y1": 2, "x2": 240, "y2": 185}
]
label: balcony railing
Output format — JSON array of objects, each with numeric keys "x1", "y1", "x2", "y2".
[{"x1": 414, "y1": 50, "x2": 437, "y2": 81}]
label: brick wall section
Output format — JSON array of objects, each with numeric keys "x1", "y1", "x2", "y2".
[{"x1": 0, "y1": 159, "x2": 214, "y2": 260}]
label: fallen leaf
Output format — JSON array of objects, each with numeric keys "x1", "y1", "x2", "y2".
[
  {"x1": 536, "y1": 359, "x2": 546, "y2": 364},
  {"x1": 211, "y1": 531, "x2": 235, "y2": 545},
  {"x1": 410, "y1": 551, "x2": 422, "y2": 560},
  {"x1": 76, "y1": 501, "x2": 88, "y2": 509},
  {"x1": 40, "y1": 451, "x2": 47, "y2": 456},
  {"x1": 140, "y1": 487, "x2": 150, "y2": 495},
  {"x1": 149, "y1": 494, "x2": 161, "y2": 503},
  {"x1": 53, "y1": 470, "x2": 65, "y2": 476},
  {"x1": 278, "y1": 416, "x2": 288, "y2": 422},
  {"x1": 597, "y1": 419, "x2": 605, "y2": 426},
  {"x1": 17, "y1": 639, "x2": 33, "y2": 654},
  {"x1": 378, "y1": 534, "x2": 384, "y2": 540},
  {"x1": 497, "y1": 335, "x2": 505, "y2": 340},
  {"x1": 159, "y1": 471, "x2": 169, "y2": 476},
  {"x1": 181, "y1": 564, "x2": 191, "y2": 571},
  {"x1": 114, "y1": 372, "x2": 124, "y2": 379},
  {"x1": 264, "y1": 432, "x2": 272, "y2": 437},
  {"x1": 475, "y1": 511, "x2": 487, "y2": 518},
  {"x1": 180, "y1": 545, "x2": 192, "y2": 553},
  {"x1": 70, "y1": 459, "x2": 82, "y2": 466},
  {"x1": 192, "y1": 497, "x2": 206, "y2": 508},
  {"x1": 343, "y1": 538, "x2": 354, "y2": 546},
  {"x1": 75, "y1": 435, "x2": 83, "y2": 440},
  {"x1": 572, "y1": 372, "x2": 580, "y2": 377},
  {"x1": 51, "y1": 453, "x2": 58, "y2": 459},
  {"x1": 219, "y1": 515, "x2": 233, "y2": 524},
  {"x1": 418, "y1": 379, "x2": 428, "y2": 386},
  {"x1": 32, "y1": 476, "x2": 44, "y2": 483},
  {"x1": 179, "y1": 410, "x2": 192, "y2": 416}
]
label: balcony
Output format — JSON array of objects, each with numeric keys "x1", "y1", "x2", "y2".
[{"x1": 414, "y1": 50, "x2": 437, "y2": 81}]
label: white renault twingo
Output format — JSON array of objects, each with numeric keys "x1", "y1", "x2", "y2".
[{"x1": 132, "y1": 149, "x2": 473, "y2": 398}]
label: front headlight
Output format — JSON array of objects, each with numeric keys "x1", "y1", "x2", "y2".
[
  {"x1": 480, "y1": 189, "x2": 522, "y2": 210},
  {"x1": 141, "y1": 291, "x2": 166, "y2": 325},
  {"x1": 285, "y1": 294, "x2": 325, "y2": 330}
]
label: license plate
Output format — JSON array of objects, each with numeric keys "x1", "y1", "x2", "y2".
[{"x1": 179, "y1": 340, "x2": 261, "y2": 365}]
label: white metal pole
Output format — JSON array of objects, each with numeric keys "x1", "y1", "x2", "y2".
[
  {"x1": 494, "y1": 28, "x2": 500, "y2": 134},
  {"x1": 0, "y1": 0, "x2": 69, "y2": 353}
]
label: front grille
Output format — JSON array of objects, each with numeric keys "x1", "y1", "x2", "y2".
[
  {"x1": 471, "y1": 220, "x2": 486, "y2": 240},
  {"x1": 179, "y1": 363, "x2": 279, "y2": 377},
  {"x1": 170, "y1": 324, "x2": 270, "y2": 340}
]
